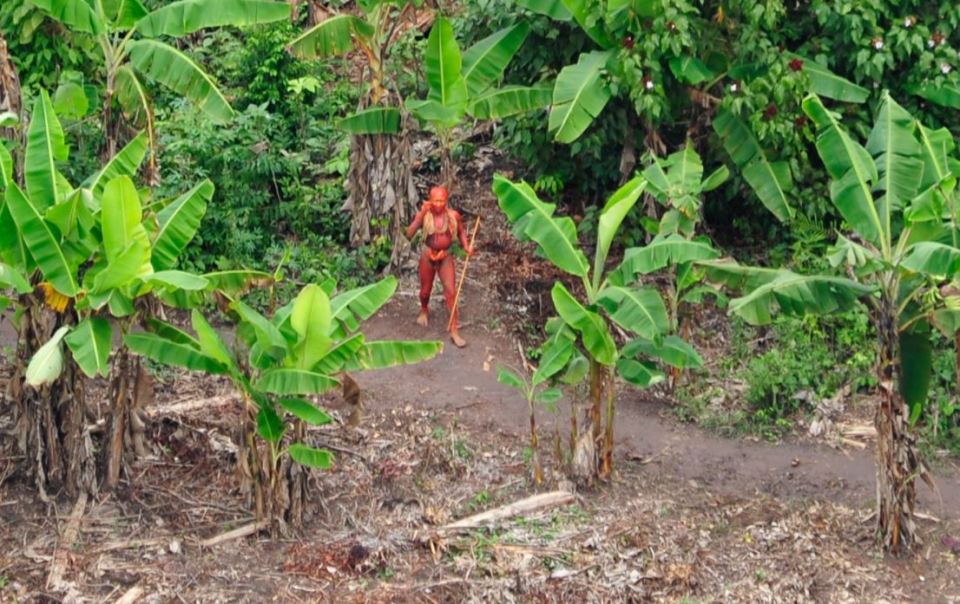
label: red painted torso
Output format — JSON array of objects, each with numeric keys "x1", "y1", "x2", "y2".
[{"x1": 426, "y1": 211, "x2": 454, "y2": 252}]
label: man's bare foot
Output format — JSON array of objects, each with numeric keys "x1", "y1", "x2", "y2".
[
  {"x1": 450, "y1": 331, "x2": 466, "y2": 348},
  {"x1": 416, "y1": 310, "x2": 429, "y2": 327}
]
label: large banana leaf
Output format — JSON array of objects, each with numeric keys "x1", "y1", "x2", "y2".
[
  {"x1": 467, "y1": 84, "x2": 552, "y2": 119},
  {"x1": 101, "y1": 176, "x2": 149, "y2": 263},
  {"x1": 279, "y1": 398, "x2": 332, "y2": 426},
  {"x1": 0, "y1": 262, "x2": 32, "y2": 294},
  {"x1": 288, "y1": 14, "x2": 372, "y2": 59},
  {"x1": 313, "y1": 333, "x2": 365, "y2": 373},
  {"x1": 643, "y1": 142, "x2": 703, "y2": 201},
  {"x1": 699, "y1": 258, "x2": 784, "y2": 290},
  {"x1": 715, "y1": 267, "x2": 873, "y2": 325},
  {"x1": 31, "y1": 0, "x2": 105, "y2": 34},
  {"x1": 493, "y1": 176, "x2": 589, "y2": 277},
  {"x1": 134, "y1": 0, "x2": 289, "y2": 37},
  {"x1": 617, "y1": 358, "x2": 664, "y2": 387},
  {"x1": 907, "y1": 83, "x2": 960, "y2": 110},
  {"x1": 103, "y1": 0, "x2": 149, "y2": 28},
  {"x1": 461, "y1": 23, "x2": 529, "y2": 97},
  {"x1": 622, "y1": 335, "x2": 703, "y2": 369},
  {"x1": 26, "y1": 326, "x2": 71, "y2": 387},
  {"x1": 712, "y1": 108, "x2": 793, "y2": 222},
  {"x1": 204, "y1": 269, "x2": 274, "y2": 293},
  {"x1": 425, "y1": 16, "x2": 466, "y2": 109},
  {"x1": 615, "y1": 235, "x2": 720, "y2": 278},
  {"x1": 144, "y1": 270, "x2": 209, "y2": 291},
  {"x1": 517, "y1": 0, "x2": 572, "y2": 20},
  {"x1": 532, "y1": 328, "x2": 575, "y2": 386},
  {"x1": 151, "y1": 179, "x2": 213, "y2": 270},
  {"x1": 549, "y1": 50, "x2": 613, "y2": 144},
  {"x1": 290, "y1": 284, "x2": 332, "y2": 370},
  {"x1": 114, "y1": 66, "x2": 157, "y2": 167},
  {"x1": 189, "y1": 309, "x2": 236, "y2": 370},
  {"x1": 6, "y1": 184, "x2": 79, "y2": 296},
  {"x1": 901, "y1": 242, "x2": 960, "y2": 278},
  {"x1": 330, "y1": 276, "x2": 397, "y2": 333},
  {"x1": 339, "y1": 107, "x2": 401, "y2": 134},
  {"x1": 552, "y1": 282, "x2": 616, "y2": 365},
  {"x1": 593, "y1": 176, "x2": 646, "y2": 288},
  {"x1": 596, "y1": 285, "x2": 669, "y2": 340},
  {"x1": 255, "y1": 368, "x2": 339, "y2": 395},
  {"x1": 668, "y1": 56, "x2": 715, "y2": 85},
  {"x1": 344, "y1": 340, "x2": 443, "y2": 371},
  {"x1": 803, "y1": 94, "x2": 884, "y2": 250},
  {"x1": 65, "y1": 317, "x2": 112, "y2": 378},
  {"x1": 128, "y1": 39, "x2": 234, "y2": 124},
  {"x1": 786, "y1": 53, "x2": 869, "y2": 103},
  {"x1": 86, "y1": 131, "x2": 148, "y2": 197},
  {"x1": 125, "y1": 331, "x2": 230, "y2": 373},
  {"x1": 405, "y1": 99, "x2": 464, "y2": 129},
  {"x1": 231, "y1": 299, "x2": 288, "y2": 360},
  {"x1": 865, "y1": 93, "x2": 923, "y2": 229},
  {"x1": 25, "y1": 91, "x2": 69, "y2": 210},
  {"x1": 91, "y1": 239, "x2": 151, "y2": 294}
]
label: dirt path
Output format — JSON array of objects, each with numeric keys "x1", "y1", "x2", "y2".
[{"x1": 358, "y1": 162, "x2": 960, "y2": 521}]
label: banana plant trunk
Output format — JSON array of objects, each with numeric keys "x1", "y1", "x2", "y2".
[
  {"x1": 100, "y1": 347, "x2": 152, "y2": 491},
  {"x1": 237, "y1": 405, "x2": 307, "y2": 536},
  {"x1": 572, "y1": 361, "x2": 607, "y2": 485},
  {"x1": 344, "y1": 124, "x2": 417, "y2": 269},
  {"x1": 873, "y1": 297, "x2": 922, "y2": 552},
  {"x1": 7, "y1": 299, "x2": 95, "y2": 499},
  {"x1": 0, "y1": 31, "x2": 22, "y2": 178}
]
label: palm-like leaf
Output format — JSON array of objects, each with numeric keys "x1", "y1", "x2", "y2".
[
  {"x1": 128, "y1": 39, "x2": 234, "y2": 123},
  {"x1": 255, "y1": 368, "x2": 339, "y2": 395},
  {"x1": 65, "y1": 318, "x2": 113, "y2": 378},
  {"x1": 596, "y1": 285, "x2": 670, "y2": 340},
  {"x1": 493, "y1": 175, "x2": 589, "y2": 277},
  {"x1": 152, "y1": 180, "x2": 213, "y2": 270},
  {"x1": 339, "y1": 108, "x2": 401, "y2": 134},
  {"x1": 461, "y1": 23, "x2": 530, "y2": 97},
  {"x1": 549, "y1": 50, "x2": 613, "y2": 144},
  {"x1": 907, "y1": 83, "x2": 960, "y2": 110},
  {"x1": 288, "y1": 14, "x2": 372, "y2": 60},
  {"x1": 6, "y1": 184, "x2": 79, "y2": 296},
  {"x1": 622, "y1": 335, "x2": 703, "y2": 369},
  {"x1": 25, "y1": 91, "x2": 69, "y2": 210},
  {"x1": 713, "y1": 108, "x2": 793, "y2": 222},
  {"x1": 803, "y1": 94, "x2": 885, "y2": 251},
  {"x1": 425, "y1": 16, "x2": 466, "y2": 109},
  {"x1": 134, "y1": 0, "x2": 289, "y2": 37},
  {"x1": 290, "y1": 284, "x2": 333, "y2": 370},
  {"x1": 865, "y1": 93, "x2": 923, "y2": 229},
  {"x1": 593, "y1": 176, "x2": 645, "y2": 288},
  {"x1": 101, "y1": 176, "x2": 149, "y2": 263},
  {"x1": 330, "y1": 276, "x2": 397, "y2": 333},
  {"x1": 31, "y1": 0, "x2": 104, "y2": 34},
  {"x1": 786, "y1": 53, "x2": 869, "y2": 103},
  {"x1": 552, "y1": 282, "x2": 617, "y2": 365},
  {"x1": 86, "y1": 131, "x2": 148, "y2": 197},
  {"x1": 467, "y1": 84, "x2": 552, "y2": 119},
  {"x1": 287, "y1": 444, "x2": 333, "y2": 468},
  {"x1": 0, "y1": 144, "x2": 12, "y2": 191},
  {"x1": 344, "y1": 340, "x2": 443, "y2": 371},
  {"x1": 561, "y1": 0, "x2": 612, "y2": 47},
  {"x1": 901, "y1": 242, "x2": 960, "y2": 278},
  {"x1": 517, "y1": 0, "x2": 573, "y2": 20},
  {"x1": 615, "y1": 235, "x2": 720, "y2": 279},
  {"x1": 125, "y1": 331, "x2": 230, "y2": 373}
]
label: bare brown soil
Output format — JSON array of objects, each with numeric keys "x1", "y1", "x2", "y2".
[{"x1": 2, "y1": 152, "x2": 960, "y2": 602}]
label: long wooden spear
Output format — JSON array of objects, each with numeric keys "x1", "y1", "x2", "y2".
[{"x1": 448, "y1": 216, "x2": 481, "y2": 332}]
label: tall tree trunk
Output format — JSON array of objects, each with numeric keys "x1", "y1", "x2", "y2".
[
  {"x1": 6, "y1": 300, "x2": 95, "y2": 500},
  {"x1": 100, "y1": 348, "x2": 153, "y2": 491},
  {"x1": 873, "y1": 299, "x2": 925, "y2": 552},
  {"x1": 344, "y1": 124, "x2": 417, "y2": 269}
]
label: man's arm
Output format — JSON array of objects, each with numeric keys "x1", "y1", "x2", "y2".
[{"x1": 406, "y1": 204, "x2": 428, "y2": 239}]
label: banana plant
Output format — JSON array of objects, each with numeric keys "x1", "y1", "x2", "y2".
[
  {"x1": 493, "y1": 173, "x2": 706, "y2": 483},
  {"x1": 31, "y1": 0, "x2": 291, "y2": 176},
  {"x1": 5, "y1": 91, "x2": 270, "y2": 493},
  {"x1": 406, "y1": 16, "x2": 551, "y2": 185},
  {"x1": 701, "y1": 91, "x2": 960, "y2": 553},
  {"x1": 288, "y1": 1, "x2": 422, "y2": 251},
  {"x1": 127, "y1": 277, "x2": 442, "y2": 532},
  {"x1": 608, "y1": 142, "x2": 728, "y2": 389}
]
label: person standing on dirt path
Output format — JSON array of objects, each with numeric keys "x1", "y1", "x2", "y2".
[{"x1": 406, "y1": 185, "x2": 475, "y2": 348}]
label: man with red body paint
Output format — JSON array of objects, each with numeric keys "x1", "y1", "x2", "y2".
[{"x1": 405, "y1": 185, "x2": 474, "y2": 348}]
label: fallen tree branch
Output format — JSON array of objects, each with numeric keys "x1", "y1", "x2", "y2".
[
  {"x1": 114, "y1": 585, "x2": 144, "y2": 604},
  {"x1": 47, "y1": 491, "x2": 87, "y2": 591},
  {"x1": 437, "y1": 491, "x2": 575, "y2": 532},
  {"x1": 199, "y1": 521, "x2": 268, "y2": 547}
]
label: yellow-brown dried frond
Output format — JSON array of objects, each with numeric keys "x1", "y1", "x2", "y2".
[{"x1": 38, "y1": 282, "x2": 70, "y2": 313}]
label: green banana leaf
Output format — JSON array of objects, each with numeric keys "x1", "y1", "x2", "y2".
[
  {"x1": 493, "y1": 175, "x2": 589, "y2": 277},
  {"x1": 596, "y1": 285, "x2": 670, "y2": 340},
  {"x1": 339, "y1": 107, "x2": 401, "y2": 134},
  {"x1": 462, "y1": 23, "x2": 530, "y2": 97},
  {"x1": 467, "y1": 84, "x2": 552, "y2": 120},
  {"x1": 31, "y1": 0, "x2": 105, "y2": 34},
  {"x1": 152, "y1": 179, "x2": 213, "y2": 270},
  {"x1": 255, "y1": 368, "x2": 339, "y2": 395},
  {"x1": 6, "y1": 183, "x2": 79, "y2": 296},
  {"x1": 128, "y1": 39, "x2": 235, "y2": 124},
  {"x1": 288, "y1": 14, "x2": 372, "y2": 60},
  {"x1": 65, "y1": 317, "x2": 112, "y2": 378},
  {"x1": 126, "y1": 331, "x2": 230, "y2": 373},
  {"x1": 549, "y1": 50, "x2": 613, "y2": 144},
  {"x1": 552, "y1": 282, "x2": 617, "y2": 365},
  {"x1": 134, "y1": 0, "x2": 289, "y2": 37},
  {"x1": 25, "y1": 91, "x2": 69, "y2": 210}
]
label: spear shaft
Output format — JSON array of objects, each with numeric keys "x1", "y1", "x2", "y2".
[{"x1": 448, "y1": 216, "x2": 481, "y2": 332}]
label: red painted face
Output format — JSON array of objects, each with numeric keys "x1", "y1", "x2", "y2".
[{"x1": 428, "y1": 186, "x2": 448, "y2": 215}]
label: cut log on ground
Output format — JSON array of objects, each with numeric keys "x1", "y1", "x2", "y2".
[{"x1": 437, "y1": 491, "x2": 575, "y2": 532}]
